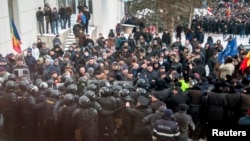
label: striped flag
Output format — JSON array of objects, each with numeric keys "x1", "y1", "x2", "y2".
[
  {"x1": 11, "y1": 19, "x2": 22, "y2": 53},
  {"x1": 240, "y1": 51, "x2": 250, "y2": 73},
  {"x1": 226, "y1": 7, "x2": 231, "y2": 17},
  {"x1": 207, "y1": 6, "x2": 212, "y2": 15}
]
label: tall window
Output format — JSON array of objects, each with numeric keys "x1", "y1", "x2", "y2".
[
  {"x1": 78, "y1": 0, "x2": 92, "y2": 14},
  {"x1": 58, "y1": 0, "x2": 67, "y2": 6},
  {"x1": 88, "y1": 0, "x2": 93, "y2": 14}
]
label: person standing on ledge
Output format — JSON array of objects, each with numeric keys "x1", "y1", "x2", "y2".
[
  {"x1": 65, "y1": 5, "x2": 72, "y2": 29},
  {"x1": 36, "y1": 7, "x2": 45, "y2": 36},
  {"x1": 83, "y1": 6, "x2": 91, "y2": 33}
]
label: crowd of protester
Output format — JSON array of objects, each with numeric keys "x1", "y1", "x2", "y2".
[{"x1": 1, "y1": 1, "x2": 250, "y2": 141}]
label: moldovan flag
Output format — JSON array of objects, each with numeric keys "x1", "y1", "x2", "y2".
[
  {"x1": 11, "y1": 19, "x2": 22, "y2": 53},
  {"x1": 240, "y1": 51, "x2": 250, "y2": 73},
  {"x1": 207, "y1": 6, "x2": 212, "y2": 15},
  {"x1": 207, "y1": 7, "x2": 212, "y2": 13},
  {"x1": 226, "y1": 7, "x2": 231, "y2": 17}
]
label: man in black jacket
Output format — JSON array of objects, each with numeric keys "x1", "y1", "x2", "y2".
[
  {"x1": 58, "y1": 4, "x2": 65, "y2": 29},
  {"x1": 172, "y1": 104, "x2": 195, "y2": 141},
  {"x1": 36, "y1": 7, "x2": 44, "y2": 35}
]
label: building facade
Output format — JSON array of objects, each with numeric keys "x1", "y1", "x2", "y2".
[
  {"x1": 0, "y1": 0, "x2": 124, "y2": 56},
  {"x1": 58, "y1": 0, "x2": 125, "y2": 37}
]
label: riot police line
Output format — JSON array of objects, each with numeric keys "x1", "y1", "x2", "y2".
[{"x1": 0, "y1": 74, "x2": 172, "y2": 141}]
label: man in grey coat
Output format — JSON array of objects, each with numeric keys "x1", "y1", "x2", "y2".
[{"x1": 172, "y1": 104, "x2": 195, "y2": 141}]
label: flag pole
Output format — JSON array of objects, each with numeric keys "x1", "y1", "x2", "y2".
[{"x1": 21, "y1": 51, "x2": 26, "y2": 65}]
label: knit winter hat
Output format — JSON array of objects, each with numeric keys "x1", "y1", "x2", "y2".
[
  {"x1": 158, "y1": 105, "x2": 167, "y2": 113},
  {"x1": 163, "y1": 109, "x2": 173, "y2": 118}
]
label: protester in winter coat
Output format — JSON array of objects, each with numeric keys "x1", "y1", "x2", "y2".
[{"x1": 172, "y1": 104, "x2": 195, "y2": 141}]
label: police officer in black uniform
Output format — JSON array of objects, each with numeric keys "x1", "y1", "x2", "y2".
[
  {"x1": 43, "y1": 89, "x2": 61, "y2": 141},
  {"x1": 2, "y1": 80, "x2": 18, "y2": 141},
  {"x1": 66, "y1": 84, "x2": 80, "y2": 105},
  {"x1": 21, "y1": 85, "x2": 44, "y2": 141},
  {"x1": 115, "y1": 89, "x2": 134, "y2": 141},
  {"x1": 58, "y1": 93, "x2": 77, "y2": 141},
  {"x1": 76, "y1": 77, "x2": 88, "y2": 96},
  {"x1": 97, "y1": 87, "x2": 117, "y2": 141},
  {"x1": 73, "y1": 95, "x2": 98, "y2": 141},
  {"x1": 36, "y1": 81, "x2": 48, "y2": 141},
  {"x1": 126, "y1": 95, "x2": 153, "y2": 141}
]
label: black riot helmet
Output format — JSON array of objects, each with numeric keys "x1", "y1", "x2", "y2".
[
  {"x1": 112, "y1": 85, "x2": 123, "y2": 93},
  {"x1": 45, "y1": 87, "x2": 54, "y2": 97},
  {"x1": 84, "y1": 90, "x2": 96, "y2": 100},
  {"x1": 6, "y1": 80, "x2": 16, "y2": 91},
  {"x1": 78, "y1": 77, "x2": 88, "y2": 86},
  {"x1": 61, "y1": 74, "x2": 71, "y2": 83},
  {"x1": 87, "y1": 84, "x2": 97, "y2": 91},
  {"x1": 8, "y1": 74, "x2": 17, "y2": 81},
  {"x1": 39, "y1": 82, "x2": 48, "y2": 89},
  {"x1": 111, "y1": 85, "x2": 123, "y2": 97},
  {"x1": 89, "y1": 79, "x2": 99, "y2": 86},
  {"x1": 136, "y1": 88, "x2": 148, "y2": 97},
  {"x1": 64, "y1": 93, "x2": 74, "y2": 105},
  {"x1": 50, "y1": 89, "x2": 61, "y2": 99},
  {"x1": 119, "y1": 89, "x2": 130, "y2": 97},
  {"x1": 99, "y1": 80, "x2": 111, "y2": 88},
  {"x1": 64, "y1": 77, "x2": 74, "y2": 87},
  {"x1": 99, "y1": 87, "x2": 110, "y2": 96},
  {"x1": 30, "y1": 85, "x2": 39, "y2": 93},
  {"x1": 47, "y1": 79, "x2": 54, "y2": 87},
  {"x1": 35, "y1": 78, "x2": 43, "y2": 86},
  {"x1": 136, "y1": 78, "x2": 146, "y2": 88},
  {"x1": 19, "y1": 80, "x2": 29, "y2": 91},
  {"x1": 66, "y1": 84, "x2": 77, "y2": 93},
  {"x1": 28, "y1": 85, "x2": 39, "y2": 96},
  {"x1": 26, "y1": 84, "x2": 34, "y2": 92},
  {"x1": 123, "y1": 82, "x2": 133, "y2": 89},
  {"x1": 124, "y1": 95, "x2": 133, "y2": 101},
  {"x1": 79, "y1": 95, "x2": 92, "y2": 107}
]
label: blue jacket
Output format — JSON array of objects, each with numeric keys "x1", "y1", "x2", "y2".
[
  {"x1": 24, "y1": 55, "x2": 36, "y2": 71},
  {"x1": 81, "y1": 14, "x2": 86, "y2": 24},
  {"x1": 153, "y1": 118, "x2": 180, "y2": 141}
]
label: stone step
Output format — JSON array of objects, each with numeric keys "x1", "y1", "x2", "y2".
[
  {"x1": 65, "y1": 44, "x2": 71, "y2": 47},
  {"x1": 65, "y1": 41, "x2": 74, "y2": 45},
  {"x1": 64, "y1": 46, "x2": 69, "y2": 49},
  {"x1": 65, "y1": 42, "x2": 74, "y2": 45},
  {"x1": 67, "y1": 35, "x2": 75, "y2": 39},
  {"x1": 66, "y1": 39, "x2": 76, "y2": 42}
]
